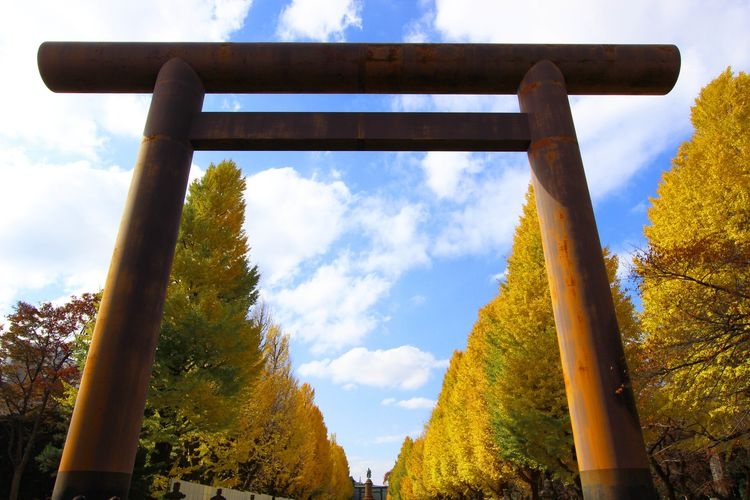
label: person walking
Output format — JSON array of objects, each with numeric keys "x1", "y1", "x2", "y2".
[{"x1": 210, "y1": 488, "x2": 227, "y2": 500}]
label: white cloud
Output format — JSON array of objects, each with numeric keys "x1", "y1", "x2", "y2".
[
  {"x1": 373, "y1": 434, "x2": 407, "y2": 444},
  {"x1": 610, "y1": 243, "x2": 642, "y2": 283},
  {"x1": 0, "y1": 150, "x2": 206, "y2": 314},
  {"x1": 101, "y1": 95, "x2": 152, "y2": 139},
  {"x1": 0, "y1": 0, "x2": 252, "y2": 311},
  {"x1": 426, "y1": 0, "x2": 750, "y2": 200},
  {"x1": 490, "y1": 269, "x2": 507, "y2": 285},
  {"x1": 0, "y1": 0, "x2": 252, "y2": 161},
  {"x1": 277, "y1": 0, "x2": 362, "y2": 41},
  {"x1": 246, "y1": 167, "x2": 432, "y2": 352},
  {"x1": 420, "y1": 152, "x2": 485, "y2": 201},
  {"x1": 391, "y1": 94, "x2": 516, "y2": 114},
  {"x1": 354, "y1": 200, "x2": 430, "y2": 277},
  {"x1": 244, "y1": 167, "x2": 351, "y2": 285},
  {"x1": 432, "y1": 0, "x2": 746, "y2": 48},
  {"x1": 269, "y1": 256, "x2": 391, "y2": 352},
  {"x1": 402, "y1": 7, "x2": 435, "y2": 43},
  {"x1": 382, "y1": 397, "x2": 436, "y2": 410},
  {"x1": 434, "y1": 161, "x2": 529, "y2": 257},
  {"x1": 570, "y1": 94, "x2": 687, "y2": 199},
  {"x1": 409, "y1": 294, "x2": 426, "y2": 307},
  {"x1": 0, "y1": 151, "x2": 132, "y2": 312},
  {"x1": 299, "y1": 345, "x2": 448, "y2": 390}
]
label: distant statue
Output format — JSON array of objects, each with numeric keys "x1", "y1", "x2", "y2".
[
  {"x1": 164, "y1": 482, "x2": 186, "y2": 499},
  {"x1": 366, "y1": 468, "x2": 372, "y2": 480}
]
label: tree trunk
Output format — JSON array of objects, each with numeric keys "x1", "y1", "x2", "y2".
[
  {"x1": 9, "y1": 462, "x2": 27, "y2": 500},
  {"x1": 709, "y1": 450, "x2": 729, "y2": 498},
  {"x1": 529, "y1": 469, "x2": 540, "y2": 500},
  {"x1": 517, "y1": 468, "x2": 541, "y2": 500},
  {"x1": 8, "y1": 392, "x2": 50, "y2": 500},
  {"x1": 649, "y1": 455, "x2": 676, "y2": 500}
]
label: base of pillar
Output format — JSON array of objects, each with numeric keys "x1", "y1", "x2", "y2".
[
  {"x1": 580, "y1": 467, "x2": 656, "y2": 499},
  {"x1": 52, "y1": 470, "x2": 131, "y2": 500}
]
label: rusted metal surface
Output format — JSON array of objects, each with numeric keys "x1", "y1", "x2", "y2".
[
  {"x1": 38, "y1": 42, "x2": 680, "y2": 95},
  {"x1": 52, "y1": 58, "x2": 205, "y2": 500},
  {"x1": 518, "y1": 60, "x2": 656, "y2": 499},
  {"x1": 189, "y1": 112, "x2": 530, "y2": 151}
]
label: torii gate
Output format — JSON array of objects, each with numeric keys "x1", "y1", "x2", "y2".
[{"x1": 38, "y1": 42, "x2": 680, "y2": 499}]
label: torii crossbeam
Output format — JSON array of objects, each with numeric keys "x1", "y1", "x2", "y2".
[{"x1": 38, "y1": 42, "x2": 680, "y2": 500}]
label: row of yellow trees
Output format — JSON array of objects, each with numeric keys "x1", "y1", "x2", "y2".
[
  {"x1": 0, "y1": 160, "x2": 353, "y2": 500},
  {"x1": 388, "y1": 69, "x2": 749, "y2": 499},
  {"x1": 130, "y1": 160, "x2": 354, "y2": 499}
]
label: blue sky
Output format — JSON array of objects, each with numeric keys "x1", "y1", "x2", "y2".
[{"x1": 1, "y1": 0, "x2": 749, "y2": 487}]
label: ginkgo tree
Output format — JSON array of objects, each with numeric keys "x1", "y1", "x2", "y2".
[
  {"x1": 387, "y1": 436, "x2": 413, "y2": 500},
  {"x1": 1, "y1": 159, "x2": 353, "y2": 499},
  {"x1": 481, "y1": 187, "x2": 578, "y2": 498},
  {"x1": 394, "y1": 185, "x2": 641, "y2": 500},
  {"x1": 232, "y1": 323, "x2": 350, "y2": 499},
  {"x1": 481, "y1": 186, "x2": 639, "y2": 499},
  {"x1": 140, "y1": 159, "x2": 264, "y2": 492},
  {"x1": 635, "y1": 68, "x2": 750, "y2": 497}
]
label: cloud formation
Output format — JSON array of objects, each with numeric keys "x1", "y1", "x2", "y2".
[
  {"x1": 298, "y1": 346, "x2": 448, "y2": 389},
  {"x1": 399, "y1": 0, "x2": 750, "y2": 204},
  {"x1": 420, "y1": 152, "x2": 485, "y2": 201},
  {"x1": 245, "y1": 167, "x2": 431, "y2": 352},
  {"x1": 433, "y1": 161, "x2": 529, "y2": 257},
  {"x1": 277, "y1": 0, "x2": 362, "y2": 41},
  {"x1": 270, "y1": 256, "x2": 391, "y2": 352},
  {"x1": 382, "y1": 397, "x2": 436, "y2": 410},
  {"x1": 0, "y1": 0, "x2": 252, "y2": 311},
  {"x1": 244, "y1": 167, "x2": 351, "y2": 285},
  {"x1": 0, "y1": 156, "x2": 130, "y2": 311}
]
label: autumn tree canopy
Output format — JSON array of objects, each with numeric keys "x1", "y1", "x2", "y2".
[
  {"x1": 635, "y1": 68, "x2": 750, "y2": 497},
  {"x1": 392, "y1": 186, "x2": 640, "y2": 500},
  {"x1": 0, "y1": 294, "x2": 97, "y2": 500},
  {"x1": 1, "y1": 160, "x2": 352, "y2": 499}
]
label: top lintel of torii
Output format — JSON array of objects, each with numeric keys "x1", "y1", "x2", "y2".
[{"x1": 38, "y1": 42, "x2": 680, "y2": 96}]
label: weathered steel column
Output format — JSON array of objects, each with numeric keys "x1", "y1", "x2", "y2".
[
  {"x1": 518, "y1": 60, "x2": 655, "y2": 499},
  {"x1": 52, "y1": 58, "x2": 204, "y2": 499}
]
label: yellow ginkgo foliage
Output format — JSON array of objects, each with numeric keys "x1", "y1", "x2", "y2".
[{"x1": 636, "y1": 68, "x2": 750, "y2": 459}]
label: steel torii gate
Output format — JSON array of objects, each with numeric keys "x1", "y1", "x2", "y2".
[{"x1": 38, "y1": 42, "x2": 680, "y2": 500}]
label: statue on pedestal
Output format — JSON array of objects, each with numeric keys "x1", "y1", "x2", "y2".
[{"x1": 364, "y1": 468, "x2": 374, "y2": 500}]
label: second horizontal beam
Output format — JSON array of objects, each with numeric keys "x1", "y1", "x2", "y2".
[{"x1": 189, "y1": 112, "x2": 531, "y2": 152}]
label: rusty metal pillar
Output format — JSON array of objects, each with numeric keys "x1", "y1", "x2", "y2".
[
  {"x1": 518, "y1": 60, "x2": 655, "y2": 499},
  {"x1": 52, "y1": 58, "x2": 204, "y2": 500}
]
